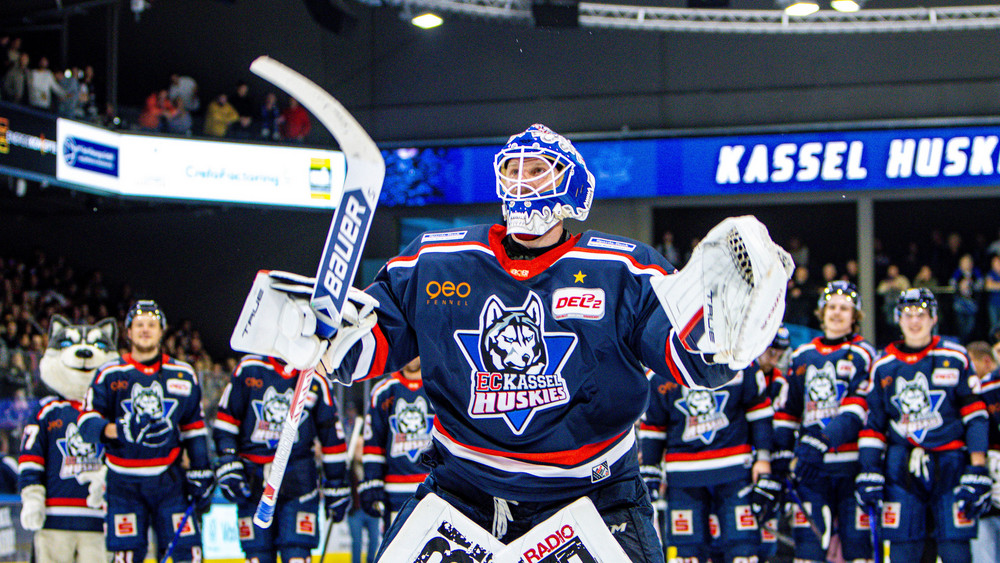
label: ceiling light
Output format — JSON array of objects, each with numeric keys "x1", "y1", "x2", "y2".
[
  {"x1": 777, "y1": 0, "x2": 820, "y2": 16},
  {"x1": 412, "y1": 12, "x2": 444, "y2": 28},
  {"x1": 831, "y1": 0, "x2": 863, "y2": 11}
]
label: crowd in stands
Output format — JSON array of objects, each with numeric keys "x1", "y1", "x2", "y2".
[
  {"x1": 0, "y1": 247, "x2": 238, "y2": 461},
  {"x1": 656, "y1": 226, "x2": 1000, "y2": 347}
]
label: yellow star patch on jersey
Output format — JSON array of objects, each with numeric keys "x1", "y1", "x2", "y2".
[{"x1": 574, "y1": 271, "x2": 586, "y2": 283}]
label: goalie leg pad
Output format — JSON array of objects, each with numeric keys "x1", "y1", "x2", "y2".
[{"x1": 375, "y1": 493, "x2": 506, "y2": 563}]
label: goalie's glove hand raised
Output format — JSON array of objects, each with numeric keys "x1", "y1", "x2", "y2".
[
  {"x1": 358, "y1": 479, "x2": 387, "y2": 518},
  {"x1": 215, "y1": 454, "x2": 251, "y2": 502},
  {"x1": 230, "y1": 270, "x2": 378, "y2": 371},
  {"x1": 652, "y1": 216, "x2": 793, "y2": 370}
]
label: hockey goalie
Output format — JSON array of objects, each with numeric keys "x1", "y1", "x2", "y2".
[{"x1": 236, "y1": 123, "x2": 793, "y2": 563}]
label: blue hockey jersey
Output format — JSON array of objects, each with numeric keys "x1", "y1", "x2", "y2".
[
  {"x1": 639, "y1": 364, "x2": 774, "y2": 488},
  {"x1": 859, "y1": 336, "x2": 988, "y2": 471},
  {"x1": 774, "y1": 335, "x2": 875, "y2": 475},
  {"x1": 363, "y1": 371, "x2": 435, "y2": 509},
  {"x1": 213, "y1": 355, "x2": 347, "y2": 498},
  {"x1": 327, "y1": 224, "x2": 738, "y2": 502},
  {"x1": 18, "y1": 397, "x2": 104, "y2": 532},
  {"x1": 79, "y1": 353, "x2": 210, "y2": 475}
]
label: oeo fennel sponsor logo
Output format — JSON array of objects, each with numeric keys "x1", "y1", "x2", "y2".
[{"x1": 426, "y1": 280, "x2": 471, "y2": 306}]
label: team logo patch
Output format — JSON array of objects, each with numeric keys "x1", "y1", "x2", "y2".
[
  {"x1": 889, "y1": 373, "x2": 945, "y2": 443},
  {"x1": 803, "y1": 362, "x2": 847, "y2": 427},
  {"x1": 172, "y1": 511, "x2": 196, "y2": 536},
  {"x1": 881, "y1": 502, "x2": 901, "y2": 528},
  {"x1": 585, "y1": 237, "x2": 636, "y2": 253},
  {"x1": 238, "y1": 516, "x2": 254, "y2": 540},
  {"x1": 551, "y1": 288, "x2": 605, "y2": 321},
  {"x1": 456, "y1": 292, "x2": 576, "y2": 435},
  {"x1": 675, "y1": 388, "x2": 730, "y2": 444},
  {"x1": 590, "y1": 461, "x2": 610, "y2": 483},
  {"x1": 251, "y1": 387, "x2": 309, "y2": 448},
  {"x1": 296, "y1": 512, "x2": 316, "y2": 535},
  {"x1": 836, "y1": 359, "x2": 856, "y2": 378},
  {"x1": 166, "y1": 378, "x2": 192, "y2": 396},
  {"x1": 56, "y1": 422, "x2": 104, "y2": 481},
  {"x1": 671, "y1": 510, "x2": 694, "y2": 535},
  {"x1": 932, "y1": 367, "x2": 960, "y2": 387},
  {"x1": 114, "y1": 513, "x2": 138, "y2": 537},
  {"x1": 122, "y1": 381, "x2": 177, "y2": 429},
  {"x1": 389, "y1": 396, "x2": 433, "y2": 462},
  {"x1": 735, "y1": 505, "x2": 758, "y2": 531},
  {"x1": 421, "y1": 230, "x2": 468, "y2": 243}
]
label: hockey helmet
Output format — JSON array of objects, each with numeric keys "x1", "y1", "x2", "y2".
[
  {"x1": 817, "y1": 280, "x2": 861, "y2": 311},
  {"x1": 894, "y1": 287, "x2": 937, "y2": 323},
  {"x1": 771, "y1": 324, "x2": 791, "y2": 350},
  {"x1": 494, "y1": 124, "x2": 595, "y2": 236},
  {"x1": 125, "y1": 299, "x2": 167, "y2": 329}
]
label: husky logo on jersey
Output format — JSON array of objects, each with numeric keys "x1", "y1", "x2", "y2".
[
  {"x1": 803, "y1": 362, "x2": 847, "y2": 427},
  {"x1": 122, "y1": 381, "x2": 177, "y2": 427},
  {"x1": 251, "y1": 387, "x2": 308, "y2": 448},
  {"x1": 889, "y1": 372, "x2": 945, "y2": 442},
  {"x1": 389, "y1": 396, "x2": 433, "y2": 462},
  {"x1": 675, "y1": 388, "x2": 730, "y2": 444},
  {"x1": 56, "y1": 422, "x2": 103, "y2": 481},
  {"x1": 456, "y1": 292, "x2": 577, "y2": 435}
]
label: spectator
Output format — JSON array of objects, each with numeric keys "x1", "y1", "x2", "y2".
[
  {"x1": 28, "y1": 56, "x2": 64, "y2": 111},
  {"x1": 2, "y1": 52, "x2": 30, "y2": 104},
  {"x1": 877, "y1": 264, "x2": 911, "y2": 300},
  {"x1": 167, "y1": 73, "x2": 200, "y2": 113},
  {"x1": 228, "y1": 81, "x2": 255, "y2": 139},
  {"x1": 786, "y1": 235, "x2": 809, "y2": 269},
  {"x1": 259, "y1": 92, "x2": 281, "y2": 141},
  {"x1": 654, "y1": 230, "x2": 681, "y2": 266},
  {"x1": 79, "y1": 65, "x2": 98, "y2": 119},
  {"x1": 819, "y1": 262, "x2": 838, "y2": 288},
  {"x1": 164, "y1": 96, "x2": 192, "y2": 135},
  {"x1": 901, "y1": 240, "x2": 924, "y2": 280},
  {"x1": 137, "y1": 89, "x2": 174, "y2": 132},
  {"x1": 56, "y1": 66, "x2": 82, "y2": 118},
  {"x1": 4, "y1": 37, "x2": 21, "y2": 71},
  {"x1": 279, "y1": 97, "x2": 311, "y2": 142},
  {"x1": 912, "y1": 264, "x2": 939, "y2": 289},
  {"x1": 842, "y1": 259, "x2": 859, "y2": 286},
  {"x1": 951, "y1": 253, "x2": 983, "y2": 343},
  {"x1": 985, "y1": 254, "x2": 1000, "y2": 333},
  {"x1": 203, "y1": 93, "x2": 239, "y2": 137},
  {"x1": 785, "y1": 265, "x2": 815, "y2": 327}
]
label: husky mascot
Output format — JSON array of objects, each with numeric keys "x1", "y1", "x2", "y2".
[{"x1": 18, "y1": 315, "x2": 116, "y2": 563}]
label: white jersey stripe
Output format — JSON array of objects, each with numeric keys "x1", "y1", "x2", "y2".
[
  {"x1": 387, "y1": 243, "x2": 493, "y2": 270},
  {"x1": 664, "y1": 451, "x2": 753, "y2": 473},
  {"x1": 385, "y1": 482, "x2": 420, "y2": 494},
  {"x1": 46, "y1": 506, "x2": 104, "y2": 518}
]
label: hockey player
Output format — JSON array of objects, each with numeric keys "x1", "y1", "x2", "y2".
[
  {"x1": 235, "y1": 124, "x2": 793, "y2": 562},
  {"x1": 18, "y1": 315, "x2": 117, "y2": 563},
  {"x1": 773, "y1": 280, "x2": 877, "y2": 562},
  {"x1": 755, "y1": 325, "x2": 790, "y2": 561},
  {"x1": 212, "y1": 354, "x2": 350, "y2": 563},
  {"x1": 78, "y1": 300, "x2": 213, "y2": 563},
  {"x1": 856, "y1": 288, "x2": 990, "y2": 563},
  {"x1": 967, "y1": 340, "x2": 1000, "y2": 563},
  {"x1": 359, "y1": 356, "x2": 434, "y2": 523}
]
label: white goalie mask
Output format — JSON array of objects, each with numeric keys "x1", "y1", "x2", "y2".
[{"x1": 494, "y1": 124, "x2": 595, "y2": 236}]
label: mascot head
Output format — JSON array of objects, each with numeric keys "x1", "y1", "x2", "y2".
[{"x1": 39, "y1": 315, "x2": 119, "y2": 401}]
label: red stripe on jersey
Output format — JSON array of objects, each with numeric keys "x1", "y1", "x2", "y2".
[
  {"x1": 215, "y1": 412, "x2": 240, "y2": 427},
  {"x1": 858, "y1": 429, "x2": 886, "y2": 443},
  {"x1": 434, "y1": 418, "x2": 627, "y2": 467},
  {"x1": 388, "y1": 240, "x2": 491, "y2": 266},
  {"x1": 885, "y1": 337, "x2": 939, "y2": 364},
  {"x1": 242, "y1": 453, "x2": 275, "y2": 464},
  {"x1": 842, "y1": 396, "x2": 868, "y2": 409},
  {"x1": 107, "y1": 447, "x2": 180, "y2": 467},
  {"x1": 773, "y1": 412, "x2": 800, "y2": 423},
  {"x1": 180, "y1": 420, "x2": 205, "y2": 431},
  {"x1": 906, "y1": 438, "x2": 964, "y2": 451},
  {"x1": 18, "y1": 454, "x2": 43, "y2": 465},
  {"x1": 639, "y1": 422, "x2": 667, "y2": 433},
  {"x1": 663, "y1": 335, "x2": 688, "y2": 387},
  {"x1": 322, "y1": 444, "x2": 347, "y2": 454},
  {"x1": 564, "y1": 246, "x2": 670, "y2": 276},
  {"x1": 363, "y1": 446, "x2": 385, "y2": 456},
  {"x1": 961, "y1": 401, "x2": 986, "y2": 417},
  {"x1": 748, "y1": 398, "x2": 773, "y2": 412},
  {"x1": 46, "y1": 498, "x2": 89, "y2": 507},
  {"x1": 358, "y1": 324, "x2": 389, "y2": 382},
  {"x1": 664, "y1": 444, "x2": 751, "y2": 462},
  {"x1": 677, "y1": 308, "x2": 704, "y2": 350},
  {"x1": 385, "y1": 473, "x2": 428, "y2": 484},
  {"x1": 832, "y1": 443, "x2": 858, "y2": 452}
]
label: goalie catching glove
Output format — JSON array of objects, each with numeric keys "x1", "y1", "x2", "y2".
[
  {"x1": 652, "y1": 216, "x2": 793, "y2": 370},
  {"x1": 230, "y1": 270, "x2": 379, "y2": 371}
]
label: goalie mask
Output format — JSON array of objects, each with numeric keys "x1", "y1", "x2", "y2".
[
  {"x1": 894, "y1": 287, "x2": 938, "y2": 323},
  {"x1": 494, "y1": 124, "x2": 595, "y2": 236}
]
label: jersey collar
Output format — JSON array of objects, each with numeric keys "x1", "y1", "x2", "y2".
[
  {"x1": 885, "y1": 335, "x2": 940, "y2": 363},
  {"x1": 488, "y1": 224, "x2": 581, "y2": 281},
  {"x1": 393, "y1": 371, "x2": 423, "y2": 391},
  {"x1": 124, "y1": 353, "x2": 166, "y2": 375}
]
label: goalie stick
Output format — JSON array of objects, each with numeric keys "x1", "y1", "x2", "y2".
[{"x1": 247, "y1": 56, "x2": 385, "y2": 528}]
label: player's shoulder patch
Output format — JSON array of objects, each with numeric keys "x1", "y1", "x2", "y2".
[
  {"x1": 420, "y1": 230, "x2": 469, "y2": 243},
  {"x1": 582, "y1": 232, "x2": 638, "y2": 253},
  {"x1": 164, "y1": 357, "x2": 199, "y2": 383}
]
